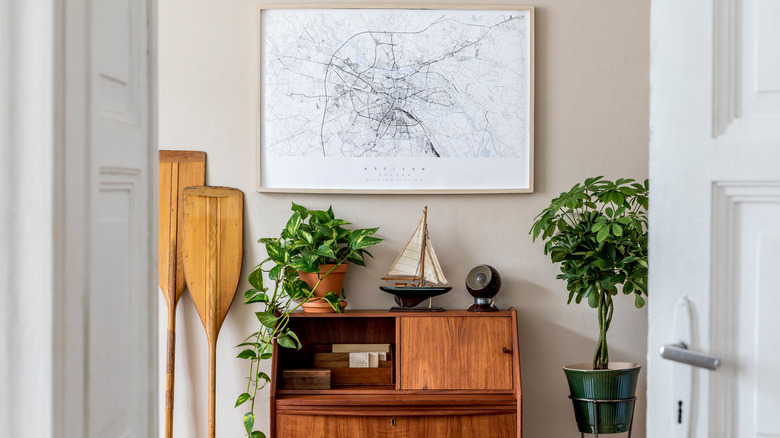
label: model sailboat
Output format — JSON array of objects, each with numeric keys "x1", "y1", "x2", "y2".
[{"x1": 380, "y1": 206, "x2": 452, "y2": 311}]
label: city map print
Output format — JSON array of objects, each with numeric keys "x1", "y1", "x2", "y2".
[{"x1": 261, "y1": 9, "x2": 531, "y2": 161}]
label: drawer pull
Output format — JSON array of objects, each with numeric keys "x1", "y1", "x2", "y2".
[{"x1": 502, "y1": 347, "x2": 512, "y2": 354}]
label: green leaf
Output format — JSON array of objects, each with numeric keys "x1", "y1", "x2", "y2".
[
  {"x1": 277, "y1": 334, "x2": 296, "y2": 349},
  {"x1": 248, "y1": 268, "x2": 263, "y2": 290},
  {"x1": 235, "y1": 342, "x2": 260, "y2": 349},
  {"x1": 290, "y1": 202, "x2": 308, "y2": 219},
  {"x1": 309, "y1": 209, "x2": 330, "y2": 223},
  {"x1": 285, "y1": 279, "x2": 311, "y2": 300},
  {"x1": 264, "y1": 242, "x2": 284, "y2": 264},
  {"x1": 243, "y1": 412, "x2": 255, "y2": 435},
  {"x1": 256, "y1": 311, "x2": 278, "y2": 329},
  {"x1": 596, "y1": 226, "x2": 610, "y2": 242},
  {"x1": 315, "y1": 244, "x2": 336, "y2": 260},
  {"x1": 591, "y1": 222, "x2": 606, "y2": 232},
  {"x1": 586, "y1": 286, "x2": 599, "y2": 308},
  {"x1": 551, "y1": 251, "x2": 566, "y2": 263},
  {"x1": 351, "y1": 236, "x2": 382, "y2": 251},
  {"x1": 635, "y1": 294, "x2": 646, "y2": 308},
  {"x1": 612, "y1": 223, "x2": 623, "y2": 237},
  {"x1": 244, "y1": 289, "x2": 268, "y2": 304},
  {"x1": 347, "y1": 251, "x2": 366, "y2": 266},
  {"x1": 298, "y1": 228, "x2": 314, "y2": 245},
  {"x1": 269, "y1": 264, "x2": 282, "y2": 281},
  {"x1": 301, "y1": 250, "x2": 319, "y2": 267},
  {"x1": 235, "y1": 393, "x2": 250, "y2": 408},
  {"x1": 289, "y1": 258, "x2": 316, "y2": 272},
  {"x1": 286, "y1": 330, "x2": 302, "y2": 350},
  {"x1": 236, "y1": 349, "x2": 257, "y2": 360},
  {"x1": 323, "y1": 291, "x2": 342, "y2": 312},
  {"x1": 251, "y1": 431, "x2": 266, "y2": 438},
  {"x1": 284, "y1": 212, "x2": 302, "y2": 238},
  {"x1": 350, "y1": 227, "x2": 379, "y2": 240},
  {"x1": 259, "y1": 352, "x2": 272, "y2": 360}
]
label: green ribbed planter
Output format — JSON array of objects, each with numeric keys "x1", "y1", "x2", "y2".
[{"x1": 563, "y1": 362, "x2": 641, "y2": 434}]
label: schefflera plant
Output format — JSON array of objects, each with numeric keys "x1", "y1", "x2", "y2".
[
  {"x1": 530, "y1": 177, "x2": 649, "y2": 370},
  {"x1": 234, "y1": 203, "x2": 381, "y2": 438}
]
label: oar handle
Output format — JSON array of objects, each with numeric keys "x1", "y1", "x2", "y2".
[
  {"x1": 163, "y1": 160, "x2": 180, "y2": 438},
  {"x1": 208, "y1": 337, "x2": 217, "y2": 438},
  {"x1": 164, "y1": 304, "x2": 176, "y2": 438},
  {"x1": 208, "y1": 223, "x2": 219, "y2": 438}
]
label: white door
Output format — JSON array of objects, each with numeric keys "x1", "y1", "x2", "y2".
[
  {"x1": 56, "y1": 0, "x2": 158, "y2": 436},
  {"x1": 649, "y1": 0, "x2": 780, "y2": 437}
]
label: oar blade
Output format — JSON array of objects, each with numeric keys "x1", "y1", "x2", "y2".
[
  {"x1": 181, "y1": 186, "x2": 244, "y2": 338},
  {"x1": 158, "y1": 150, "x2": 206, "y2": 306}
]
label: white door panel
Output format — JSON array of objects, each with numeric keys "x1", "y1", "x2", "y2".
[
  {"x1": 650, "y1": 0, "x2": 780, "y2": 437},
  {"x1": 88, "y1": 0, "x2": 155, "y2": 435},
  {"x1": 56, "y1": 0, "x2": 157, "y2": 436}
]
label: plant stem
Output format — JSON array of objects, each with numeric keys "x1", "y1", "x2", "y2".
[{"x1": 593, "y1": 284, "x2": 610, "y2": 370}]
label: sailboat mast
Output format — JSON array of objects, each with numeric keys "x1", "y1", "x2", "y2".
[{"x1": 418, "y1": 206, "x2": 427, "y2": 287}]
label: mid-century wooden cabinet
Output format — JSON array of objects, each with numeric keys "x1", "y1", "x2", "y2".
[{"x1": 270, "y1": 309, "x2": 522, "y2": 438}]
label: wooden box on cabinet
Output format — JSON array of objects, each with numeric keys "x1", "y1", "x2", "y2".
[{"x1": 270, "y1": 309, "x2": 522, "y2": 438}]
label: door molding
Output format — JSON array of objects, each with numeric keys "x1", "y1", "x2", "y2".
[
  {"x1": 714, "y1": 0, "x2": 780, "y2": 141},
  {"x1": 710, "y1": 182, "x2": 780, "y2": 436},
  {"x1": 712, "y1": 0, "x2": 740, "y2": 137}
]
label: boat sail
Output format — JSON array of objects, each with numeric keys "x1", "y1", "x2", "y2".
[
  {"x1": 383, "y1": 210, "x2": 448, "y2": 286},
  {"x1": 380, "y1": 206, "x2": 452, "y2": 311}
]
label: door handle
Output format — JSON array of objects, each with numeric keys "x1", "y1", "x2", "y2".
[{"x1": 660, "y1": 342, "x2": 720, "y2": 370}]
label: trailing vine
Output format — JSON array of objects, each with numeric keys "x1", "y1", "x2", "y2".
[{"x1": 235, "y1": 203, "x2": 381, "y2": 437}]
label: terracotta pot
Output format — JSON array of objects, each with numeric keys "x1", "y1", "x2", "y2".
[
  {"x1": 297, "y1": 264, "x2": 349, "y2": 313},
  {"x1": 300, "y1": 299, "x2": 348, "y2": 313}
]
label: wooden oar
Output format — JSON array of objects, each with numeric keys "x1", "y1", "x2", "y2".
[
  {"x1": 158, "y1": 150, "x2": 205, "y2": 438},
  {"x1": 182, "y1": 186, "x2": 244, "y2": 438}
]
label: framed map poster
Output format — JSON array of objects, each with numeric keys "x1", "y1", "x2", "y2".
[{"x1": 257, "y1": 5, "x2": 534, "y2": 193}]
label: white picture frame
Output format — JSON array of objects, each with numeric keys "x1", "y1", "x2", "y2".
[{"x1": 257, "y1": 4, "x2": 534, "y2": 194}]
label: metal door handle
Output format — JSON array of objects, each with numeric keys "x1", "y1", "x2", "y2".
[{"x1": 660, "y1": 343, "x2": 720, "y2": 370}]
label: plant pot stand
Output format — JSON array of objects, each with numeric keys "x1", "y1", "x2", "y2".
[{"x1": 568, "y1": 395, "x2": 637, "y2": 438}]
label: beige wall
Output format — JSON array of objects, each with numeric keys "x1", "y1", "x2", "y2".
[{"x1": 158, "y1": 1, "x2": 650, "y2": 436}]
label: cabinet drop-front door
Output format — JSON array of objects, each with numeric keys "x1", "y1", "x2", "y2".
[{"x1": 276, "y1": 414, "x2": 516, "y2": 438}]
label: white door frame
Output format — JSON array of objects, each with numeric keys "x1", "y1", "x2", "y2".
[{"x1": 0, "y1": 0, "x2": 158, "y2": 436}]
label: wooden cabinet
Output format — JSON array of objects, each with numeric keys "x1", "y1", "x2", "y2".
[{"x1": 270, "y1": 310, "x2": 522, "y2": 438}]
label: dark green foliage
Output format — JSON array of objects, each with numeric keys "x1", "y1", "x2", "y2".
[
  {"x1": 237, "y1": 203, "x2": 382, "y2": 437},
  {"x1": 531, "y1": 177, "x2": 648, "y2": 369}
]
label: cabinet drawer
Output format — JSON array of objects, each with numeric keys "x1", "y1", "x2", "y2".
[
  {"x1": 400, "y1": 317, "x2": 514, "y2": 390},
  {"x1": 276, "y1": 413, "x2": 516, "y2": 438}
]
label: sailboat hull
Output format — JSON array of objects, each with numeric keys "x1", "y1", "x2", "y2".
[{"x1": 380, "y1": 286, "x2": 453, "y2": 310}]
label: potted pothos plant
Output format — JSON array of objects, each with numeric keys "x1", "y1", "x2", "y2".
[
  {"x1": 530, "y1": 176, "x2": 648, "y2": 435},
  {"x1": 235, "y1": 203, "x2": 381, "y2": 438}
]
